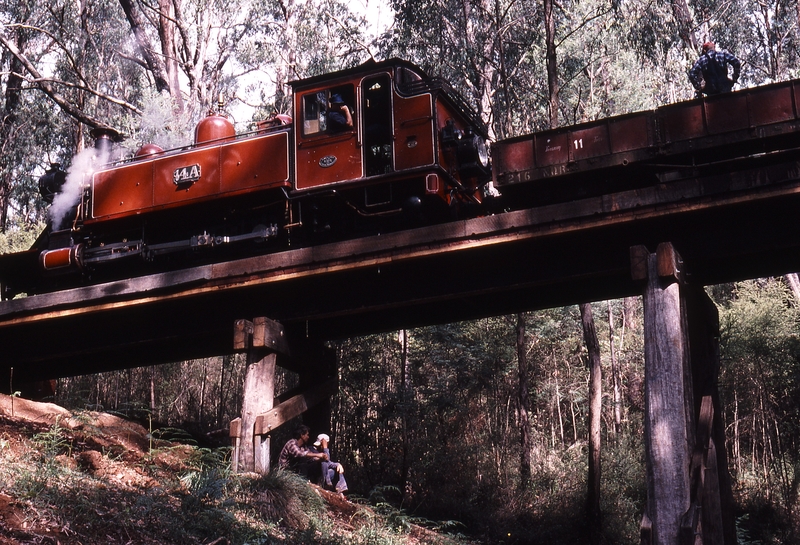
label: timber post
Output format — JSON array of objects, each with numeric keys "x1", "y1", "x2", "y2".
[
  {"x1": 632, "y1": 243, "x2": 736, "y2": 545},
  {"x1": 294, "y1": 336, "x2": 337, "y2": 440},
  {"x1": 233, "y1": 317, "x2": 288, "y2": 474},
  {"x1": 684, "y1": 284, "x2": 737, "y2": 545},
  {"x1": 230, "y1": 319, "x2": 338, "y2": 474},
  {"x1": 635, "y1": 242, "x2": 692, "y2": 545}
]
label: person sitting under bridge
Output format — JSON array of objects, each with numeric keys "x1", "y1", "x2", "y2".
[
  {"x1": 278, "y1": 424, "x2": 328, "y2": 479},
  {"x1": 310, "y1": 433, "x2": 348, "y2": 494}
]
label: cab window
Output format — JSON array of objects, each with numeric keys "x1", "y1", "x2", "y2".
[{"x1": 301, "y1": 85, "x2": 355, "y2": 137}]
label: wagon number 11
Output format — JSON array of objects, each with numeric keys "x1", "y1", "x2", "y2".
[{"x1": 573, "y1": 138, "x2": 583, "y2": 149}]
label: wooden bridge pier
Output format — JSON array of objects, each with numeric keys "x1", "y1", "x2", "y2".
[
  {"x1": 633, "y1": 243, "x2": 736, "y2": 545},
  {"x1": 229, "y1": 317, "x2": 337, "y2": 474}
]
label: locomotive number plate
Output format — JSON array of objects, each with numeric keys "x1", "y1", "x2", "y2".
[{"x1": 174, "y1": 164, "x2": 201, "y2": 185}]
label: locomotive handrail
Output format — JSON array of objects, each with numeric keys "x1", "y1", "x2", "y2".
[
  {"x1": 297, "y1": 132, "x2": 355, "y2": 148},
  {"x1": 400, "y1": 115, "x2": 434, "y2": 126},
  {"x1": 104, "y1": 126, "x2": 290, "y2": 167}
]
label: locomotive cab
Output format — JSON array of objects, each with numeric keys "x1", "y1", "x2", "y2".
[{"x1": 291, "y1": 59, "x2": 491, "y2": 230}]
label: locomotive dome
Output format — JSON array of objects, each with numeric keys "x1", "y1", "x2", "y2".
[
  {"x1": 195, "y1": 112, "x2": 235, "y2": 144},
  {"x1": 135, "y1": 143, "x2": 165, "y2": 157}
]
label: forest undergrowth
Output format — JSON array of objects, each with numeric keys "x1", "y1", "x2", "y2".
[
  {"x1": 0, "y1": 390, "x2": 797, "y2": 544},
  {"x1": 0, "y1": 395, "x2": 472, "y2": 545}
]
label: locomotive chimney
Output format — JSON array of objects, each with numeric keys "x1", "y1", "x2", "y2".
[{"x1": 89, "y1": 127, "x2": 122, "y2": 156}]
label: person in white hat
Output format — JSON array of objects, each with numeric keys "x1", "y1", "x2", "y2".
[{"x1": 311, "y1": 433, "x2": 348, "y2": 493}]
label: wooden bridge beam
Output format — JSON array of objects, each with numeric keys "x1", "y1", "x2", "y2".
[
  {"x1": 234, "y1": 317, "x2": 287, "y2": 473},
  {"x1": 684, "y1": 284, "x2": 736, "y2": 545}
]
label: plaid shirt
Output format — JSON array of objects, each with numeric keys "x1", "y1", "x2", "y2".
[
  {"x1": 278, "y1": 439, "x2": 309, "y2": 469},
  {"x1": 689, "y1": 50, "x2": 741, "y2": 94}
]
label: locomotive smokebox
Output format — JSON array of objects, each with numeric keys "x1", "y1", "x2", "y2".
[
  {"x1": 89, "y1": 127, "x2": 122, "y2": 157},
  {"x1": 38, "y1": 163, "x2": 67, "y2": 204}
]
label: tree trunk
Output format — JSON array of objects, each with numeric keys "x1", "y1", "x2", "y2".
[
  {"x1": 149, "y1": 367, "x2": 156, "y2": 416},
  {"x1": 784, "y1": 273, "x2": 800, "y2": 305},
  {"x1": 516, "y1": 312, "x2": 532, "y2": 489},
  {"x1": 554, "y1": 367, "x2": 565, "y2": 446},
  {"x1": 670, "y1": 0, "x2": 698, "y2": 53},
  {"x1": 218, "y1": 355, "x2": 228, "y2": 428},
  {"x1": 117, "y1": 0, "x2": 171, "y2": 94},
  {"x1": 0, "y1": 28, "x2": 26, "y2": 232},
  {"x1": 608, "y1": 301, "x2": 621, "y2": 435},
  {"x1": 580, "y1": 303, "x2": 603, "y2": 544},
  {"x1": 544, "y1": 0, "x2": 558, "y2": 128},
  {"x1": 199, "y1": 359, "x2": 207, "y2": 425},
  {"x1": 734, "y1": 389, "x2": 740, "y2": 475},
  {"x1": 399, "y1": 329, "x2": 412, "y2": 502},
  {"x1": 157, "y1": 0, "x2": 185, "y2": 112}
]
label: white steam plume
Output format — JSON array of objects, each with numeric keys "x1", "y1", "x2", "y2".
[{"x1": 49, "y1": 147, "x2": 109, "y2": 230}]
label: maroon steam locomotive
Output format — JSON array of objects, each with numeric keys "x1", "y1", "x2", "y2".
[
  {"x1": 4, "y1": 56, "x2": 800, "y2": 300},
  {"x1": 0, "y1": 58, "x2": 492, "y2": 299}
]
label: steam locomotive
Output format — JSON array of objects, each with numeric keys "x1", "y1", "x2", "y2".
[
  {"x1": 3, "y1": 56, "x2": 800, "y2": 299},
  {"x1": 0, "y1": 58, "x2": 492, "y2": 299}
]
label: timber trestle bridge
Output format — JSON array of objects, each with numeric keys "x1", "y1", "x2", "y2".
[{"x1": 5, "y1": 81, "x2": 800, "y2": 544}]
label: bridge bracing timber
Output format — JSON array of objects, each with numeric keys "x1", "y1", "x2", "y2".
[{"x1": 5, "y1": 82, "x2": 800, "y2": 544}]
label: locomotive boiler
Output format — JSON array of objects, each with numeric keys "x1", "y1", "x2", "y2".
[{"x1": 0, "y1": 58, "x2": 492, "y2": 299}]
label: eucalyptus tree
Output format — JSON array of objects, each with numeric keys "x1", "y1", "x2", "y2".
[
  {"x1": 691, "y1": 0, "x2": 800, "y2": 83},
  {"x1": 717, "y1": 279, "x2": 800, "y2": 517},
  {"x1": 237, "y1": 0, "x2": 371, "y2": 119},
  {"x1": 0, "y1": 0, "x2": 141, "y2": 231},
  {"x1": 385, "y1": 0, "x2": 545, "y2": 140},
  {"x1": 117, "y1": 0, "x2": 269, "y2": 122}
]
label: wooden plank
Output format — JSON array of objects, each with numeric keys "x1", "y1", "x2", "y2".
[
  {"x1": 229, "y1": 417, "x2": 241, "y2": 473},
  {"x1": 702, "y1": 438, "x2": 724, "y2": 545},
  {"x1": 254, "y1": 378, "x2": 337, "y2": 436},
  {"x1": 252, "y1": 317, "x2": 290, "y2": 355},
  {"x1": 640, "y1": 512, "x2": 653, "y2": 545},
  {"x1": 229, "y1": 417, "x2": 242, "y2": 438},
  {"x1": 657, "y1": 242, "x2": 684, "y2": 283},
  {"x1": 696, "y1": 395, "x2": 714, "y2": 447},
  {"x1": 630, "y1": 245, "x2": 649, "y2": 281}
]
